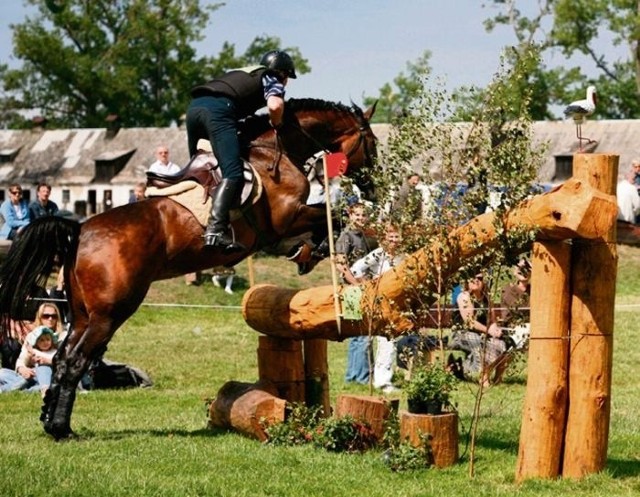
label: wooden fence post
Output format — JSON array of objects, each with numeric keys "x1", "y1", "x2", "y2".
[
  {"x1": 516, "y1": 240, "x2": 571, "y2": 481},
  {"x1": 562, "y1": 153, "x2": 618, "y2": 478}
]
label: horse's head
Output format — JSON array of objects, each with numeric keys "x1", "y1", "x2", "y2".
[{"x1": 256, "y1": 98, "x2": 378, "y2": 199}]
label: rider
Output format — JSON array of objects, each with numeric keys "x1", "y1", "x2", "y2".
[{"x1": 186, "y1": 50, "x2": 297, "y2": 252}]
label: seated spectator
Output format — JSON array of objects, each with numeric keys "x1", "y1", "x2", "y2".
[
  {"x1": 0, "y1": 302, "x2": 65, "y2": 394},
  {"x1": 500, "y1": 259, "x2": 531, "y2": 324},
  {"x1": 16, "y1": 325, "x2": 59, "y2": 397},
  {"x1": 0, "y1": 184, "x2": 30, "y2": 240},
  {"x1": 148, "y1": 145, "x2": 180, "y2": 175},
  {"x1": 129, "y1": 182, "x2": 148, "y2": 203},
  {"x1": 29, "y1": 182, "x2": 59, "y2": 219},
  {"x1": 450, "y1": 272, "x2": 508, "y2": 387}
]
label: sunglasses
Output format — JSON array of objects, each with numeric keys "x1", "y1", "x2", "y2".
[
  {"x1": 41, "y1": 313, "x2": 59, "y2": 319},
  {"x1": 10, "y1": 190, "x2": 22, "y2": 195}
]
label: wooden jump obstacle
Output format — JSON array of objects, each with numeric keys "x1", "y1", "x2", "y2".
[{"x1": 213, "y1": 154, "x2": 618, "y2": 477}]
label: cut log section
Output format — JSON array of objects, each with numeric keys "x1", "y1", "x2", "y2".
[
  {"x1": 208, "y1": 380, "x2": 287, "y2": 441},
  {"x1": 400, "y1": 410, "x2": 459, "y2": 468},
  {"x1": 335, "y1": 394, "x2": 398, "y2": 440}
]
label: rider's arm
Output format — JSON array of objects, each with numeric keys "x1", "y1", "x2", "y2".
[
  {"x1": 263, "y1": 73, "x2": 286, "y2": 128},
  {"x1": 266, "y1": 95, "x2": 285, "y2": 128}
]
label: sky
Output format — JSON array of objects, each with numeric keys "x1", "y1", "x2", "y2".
[{"x1": 0, "y1": 0, "x2": 626, "y2": 117}]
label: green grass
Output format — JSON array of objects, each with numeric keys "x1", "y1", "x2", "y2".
[{"x1": 2, "y1": 251, "x2": 640, "y2": 496}]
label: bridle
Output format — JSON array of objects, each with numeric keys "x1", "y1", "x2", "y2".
[{"x1": 276, "y1": 115, "x2": 376, "y2": 173}]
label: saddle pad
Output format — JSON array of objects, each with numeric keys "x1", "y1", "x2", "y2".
[{"x1": 146, "y1": 168, "x2": 262, "y2": 227}]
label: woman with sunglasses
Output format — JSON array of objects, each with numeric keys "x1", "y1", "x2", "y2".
[
  {"x1": 0, "y1": 183, "x2": 31, "y2": 240},
  {"x1": 32, "y1": 303, "x2": 66, "y2": 337}
]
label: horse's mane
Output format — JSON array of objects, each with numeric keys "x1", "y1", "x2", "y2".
[
  {"x1": 285, "y1": 98, "x2": 354, "y2": 115},
  {"x1": 240, "y1": 98, "x2": 358, "y2": 141}
]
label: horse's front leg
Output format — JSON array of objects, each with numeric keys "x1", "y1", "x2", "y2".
[{"x1": 283, "y1": 204, "x2": 336, "y2": 274}]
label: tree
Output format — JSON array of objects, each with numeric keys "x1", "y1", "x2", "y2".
[
  {"x1": 363, "y1": 50, "x2": 432, "y2": 124},
  {"x1": 484, "y1": 0, "x2": 640, "y2": 118},
  {"x1": 0, "y1": 0, "x2": 309, "y2": 128}
]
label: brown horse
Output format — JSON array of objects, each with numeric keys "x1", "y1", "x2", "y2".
[{"x1": 0, "y1": 98, "x2": 377, "y2": 439}]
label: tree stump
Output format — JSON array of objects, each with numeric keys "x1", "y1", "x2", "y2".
[
  {"x1": 399, "y1": 410, "x2": 459, "y2": 468},
  {"x1": 257, "y1": 336, "x2": 305, "y2": 403},
  {"x1": 335, "y1": 394, "x2": 397, "y2": 440},
  {"x1": 208, "y1": 380, "x2": 287, "y2": 441}
]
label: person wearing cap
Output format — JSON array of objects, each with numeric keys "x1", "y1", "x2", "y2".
[
  {"x1": 185, "y1": 50, "x2": 297, "y2": 252},
  {"x1": 12, "y1": 325, "x2": 59, "y2": 397}
]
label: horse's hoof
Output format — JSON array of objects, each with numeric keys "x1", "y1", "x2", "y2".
[
  {"x1": 297, "y1": 262, "x2": 311, "y2": 275},
  {"x1": 44, "y1": 422, "x2": 75, "y2": 441}
]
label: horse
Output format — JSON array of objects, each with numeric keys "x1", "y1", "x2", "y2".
[{"x1": 0, "y1": 98, "x2": 377, "y2": 439}]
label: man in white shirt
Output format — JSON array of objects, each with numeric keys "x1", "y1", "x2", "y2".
[
  {"x1": 148, "y1": 146, "x2": 180, "y2": 175},
  {"x1": 616, "y1": 168, "x2": 640, "y2": 223}
]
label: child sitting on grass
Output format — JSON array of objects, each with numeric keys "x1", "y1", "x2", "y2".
[{"x1": 15, "y1": 325, "x2": 59, "y2": 397}]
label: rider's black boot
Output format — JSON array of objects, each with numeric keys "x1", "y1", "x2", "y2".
[{"x1": 204, "y1": 178, "x2": 246, "y2": 253}]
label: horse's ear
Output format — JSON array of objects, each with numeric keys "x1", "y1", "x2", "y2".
[{"x1": 363, "y1": 100, "x2": 378, "y2": 121}]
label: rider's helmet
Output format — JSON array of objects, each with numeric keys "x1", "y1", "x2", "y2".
[{"x1": 260, "y1": 50, "x2": 297, "y2": 79}]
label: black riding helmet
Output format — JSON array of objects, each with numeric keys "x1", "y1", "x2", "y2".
[{"x1": 260, "y1": 50, "x2": 297, "y2": 79}]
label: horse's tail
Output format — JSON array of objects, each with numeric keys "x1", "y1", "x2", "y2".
[{"x1": 0, "y1": 216, "x2": 80, "y2": 337}]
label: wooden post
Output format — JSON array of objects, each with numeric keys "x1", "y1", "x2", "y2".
[
  {"x1": 303, "y1": 339, "x2": 331, "y2": 416},
  {"x1": 516, "y1": 240, "x2": 571, "y2": 481},
  {"x1": 208, "y1": 380, "x2": 287, "y2": 441},
  {"x1": 257, "y1": 336, "x2": 305, "y2": 403},
  {"x1": 563, "y1": 153, "x2": 618, "y2": 478},
  {"x1": 399, "y1": 411, "x2": 459, "y2": 468},
  {"x1": 335, "y1": 394, "x2": 397, "y2": 441}
]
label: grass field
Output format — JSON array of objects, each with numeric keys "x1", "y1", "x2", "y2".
[{"x1": 1, "y1": 247, "x2": 640, "y2": 496}]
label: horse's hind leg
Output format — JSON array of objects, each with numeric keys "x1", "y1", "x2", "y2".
[{"x1": 42, "y1": 320, "x2": 112, "y2": 440}]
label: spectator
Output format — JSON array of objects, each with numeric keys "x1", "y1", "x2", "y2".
[
  {"x1": 212, "y1": 268, "x2": 236, "y2": 295},
  {"x1": 632, "y1": 158, "x2": 640, "y2": 193},
  {"x1": 129, "y1": 182, "x2": 147, "y2": 203},
  {"x1": 148, "y1": 145, "x2": 181, "y2": 175},
  {"x1": 0, "y1": 184, "x2": 30, "y2": 240},
  {"x1": 450, "y1": 272, "x2": 508, "y2": 387},
  {"x1": 337, "y1": 203, "x2": 376, "y2": 385},
  {"x1": 500, "y1": 259, "x2": 531, "y2": 326},
  {"x1": 29, "y1": 182, "x2": 59, "y2": 219},
  {"x1": 0, "y1": 303, "x2": 65, "y2": 394},
  {"x1": 617, "y1": 167, "x2": 640, "y2": 223},
  {"x1": 392, "y1": 173, "x2": 422, "y2": 220},
  {"x1": 498, "y1": 259, "x2": 532, "y2": 354},
  {"x1": 351, "y1": 224, "x2": 405, "y2": 393},
  {"x1": 16, "y1": 325, "x2": 59, "y2": 397}
]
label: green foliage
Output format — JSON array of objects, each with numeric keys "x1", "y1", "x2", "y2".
[
  {"x1": 380, "y1": 411, "x2": 432, "y2": 471},
  {"x1": 0, "y1": 0, "x2": 309, "y2": 128},
  {"x1": 263, "y1": 403, "x2": 377, "y2": 453},
  {"x1": 404, "y1": 364, "x2": 458, "y2": 412},
  {"x1": 483, "y1": 0, "x2": 640, "y2": 118}
]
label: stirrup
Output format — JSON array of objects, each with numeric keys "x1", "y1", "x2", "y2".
[{"x1": 203, "y1": 231, "x2": 245, "y2": 253}]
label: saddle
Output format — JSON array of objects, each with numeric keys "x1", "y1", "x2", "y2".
[
  {"x1": 146, "y1": 151, "x2": 222, "y2": 202},
  {"x1": 145, "y1": 151, "x2": 261, "y2": 227}
]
